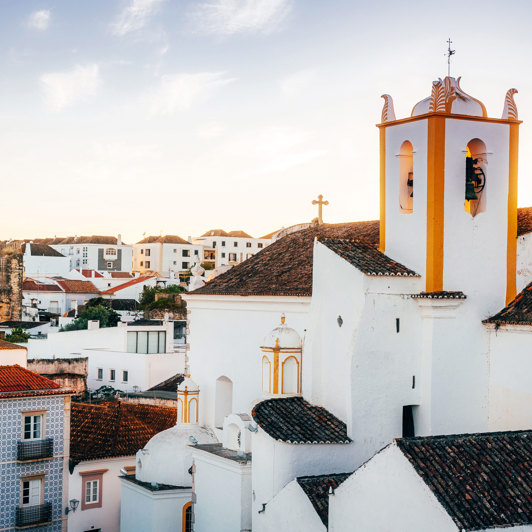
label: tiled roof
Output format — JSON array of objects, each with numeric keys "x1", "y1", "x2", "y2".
[
  {"x1": 318, "y1": 238, "x2": 418, "y2": 277},
  {"x1": 110, "y1": 272, "x2": 133, "y2": 278},
  {"x1": 191, "y1": 221, "x2": 379, "y2": 297},
  {"x1": 517, "y1": 206, "x2": 532, "y2": 237},
  {"x1": 55, "y1": 279, "x2": 100, "y2": 294},
  {"x1": 52, "y1": 235, "x2": 119, "y2": 245},
  {"x1": 147, "y1": 373, "x2": 185, "y2": 393},
  {"x1": 484, "y1": 282, "x2": 532, "y2": 326},
  {"x1": 136, "y1": 235, "x2": 190, "y2": 245},
  {"x1": 109, "y1": 299, "x2": 138, "y2": 311},
  {"x1": 22, "y1": 243, "x2": 65, "y2": 257},
  {"x1": 0, "y1": 321, "x2": 44, "y2": 330},
  {"x1": 397, "y1": 430, "x2": 532, "y2": 531},
  {"x1": 227, "y1": 230, "x2": 253, "y2": 238},
  {"x1": 0, "y1": 339, "x2": 27, "y2": 350},
  {"x1": 100, "y1": 275, "x2": 153, "y2": 295},
  {"x1": 76, "y1": 269, "x2": 104, "y2": 278},
  {"x1": 297, "y1": 473, "x2": 351, "y2": 526},
  {"x1": 70, "y1": 402, "x2": 176, "y2": 464},
  {"x1": 411, "y1": 291, "x2": 466, "y2": 299},
  {"x1": 22, "y1": 280, "x2": 61, "y2": 292},
  {"x1": 0, "y1": 365, "x2": 70, "y2": 397},
  {"x1": 201, "y1": 229, "x2": 229, "y2": 237},
  {"x1": 251, "y1": 397, "x2": 351, "y2": 444}
]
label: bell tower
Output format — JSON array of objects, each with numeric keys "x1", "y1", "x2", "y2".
[{"x1": 378, "y1": 77, "x2": 520, "y2": 311}]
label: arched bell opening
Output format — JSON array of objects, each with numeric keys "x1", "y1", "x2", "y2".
[
  {"x1": 399, "y1": 140, "x2": 414, "y2": 214},
  {"x1": 465, "y1": 138, "x2": 487, "y2": 217}
]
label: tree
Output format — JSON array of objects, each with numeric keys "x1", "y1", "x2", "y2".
[
  {"x1": 62, "y1": 304, "x2": 120, "y2": 332},
  {"x1": 5, "y1": 327, "x2": 30, "y2": 343}
]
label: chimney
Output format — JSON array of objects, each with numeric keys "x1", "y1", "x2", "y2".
[
  {"x1": 117, "y1": 234, "x2": 122, "y2": 246},
  {"x1": 87, "y1": 320, "x2": 100, "y2": 330}
]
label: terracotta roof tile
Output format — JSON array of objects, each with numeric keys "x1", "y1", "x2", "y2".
[
  {"x1": 100, "y1": 275, "x2": 154, "y2": 295},
  {"x1": 397, "y1": 430, "x2": 532, "y2": 530},
  {"x1": 0, "y1": 339, "x2": 27, "y2": 350},
  {"x1": 227, "y1": 230, "x2": 253, "y2": 238},
  {"x1": 110, "y1": 272, "x2": 133, "y2": 278},
  {"x1": 191, "y1": 221, "x2": 379, "y2": 297},
  {"x1": 484, "y1": 281, "x2": 532, "y2": 325},
  {"x1": 252, "y1": 396, "x2": 351, "y2": 444},
  {"x1": 136, "y1": 235, "x2": 190, "y2": 245},
  {"x1": 0, "y1": 365, "x2": 64, "y2": 394},
  {"x1": 70, "y1": 401, "x2": 177, "y2": 464},
  {"x1": 201, "y1": 229, "x2": 229, "y2": 237},
  {"x1": 297, "y1": 473, "x2": 351, "y2": 526},
  {"x1": 55, "y1": 279, "x2": 99, "y2": 294},
  {"x1": 517, "y1": 207, "x2": 532, "y2": 237},
  {"x1": 22, "y1": 243, "x2": 65, "y2": 257},
  {"x1": 319, "y1": 238, "x2": 419, "y2": 276},
  {"x1": 411, "y1": 291, "x2": 466, "y2": 299},
  {"x1": 22, "y1": 280, "x2": 61, "y2": 292},
  {"x1": 77, "y1": 269, "x2": 104, "y2": 278}
]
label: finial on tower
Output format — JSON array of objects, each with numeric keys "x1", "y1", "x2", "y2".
[{"x1": 446, "y1": 38, "x2": 455, "y2": 77}]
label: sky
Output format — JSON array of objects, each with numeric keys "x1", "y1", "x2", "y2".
[{"x1": 1, "y1": 0, "x2": 532, "y2": 244}]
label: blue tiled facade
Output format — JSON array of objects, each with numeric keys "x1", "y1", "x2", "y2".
[{"x1": 0, "y1": 395, "x2": 66, "y2": 531}]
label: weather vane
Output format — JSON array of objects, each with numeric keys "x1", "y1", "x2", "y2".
[{"x1": 446, "y1": 38, "x2": 455, "y2": 77}]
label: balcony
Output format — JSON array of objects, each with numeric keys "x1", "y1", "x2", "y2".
[
  {"x1": 17, "y1": 438, "x2": 53, "y2": 462},
  {"x1": 15, "y1": 502, "x2": 52, "y2": 528}
]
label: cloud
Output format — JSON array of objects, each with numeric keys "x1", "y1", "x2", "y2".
[
  {"x1": 280, "y1": 69, "x2": 317, "y2": 97},
  {"x1": 148, "y1": 72, "x2": 235, "y2": 115},
  {"x1": 40, "y1": 64, "x2": 100, "y2": 110},
  {"x1": 191, "y1": 0, "x2": 292, "y2": 35},
  {"x1": 28, "y1": 9, "x2": 51, "y2": 30},
  {"x1": 112, "y1": 0, "x2": 164, "y2": 36}
]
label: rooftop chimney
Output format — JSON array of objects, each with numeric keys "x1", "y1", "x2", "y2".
[{"x1": 117, "y1": 234, "x2": 122, "y2": 246}]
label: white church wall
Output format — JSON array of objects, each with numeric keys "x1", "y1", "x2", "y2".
[
  {"x1": 251, "y1": 430, "x2": 357, "y2": 528},
  {"x1": 329, "y1": 444, "x2": 456, "y2": 532},
  {"x1": 517, "y1": 233, "x2": 532, "y2": 293},
  {"x1": 487, "y1": 325, "x2": 532, "y2": 431},
  {"x1": 192, "y1": 448, "x2": 252, "y2": 532},
  {"x1": 305, "y1": 241, "x2": 367, "y2": 423},
  {"x1": 384, "y1": 119, "x2": 428, "y2": 277},
  {"x1": 24, "y1": 253, "x2": 71, "y2": 277},
  {"x1": 255, "y1": 478, "x2": 325, "y2": 532},
  {"x1": 184, "y1": 295, "x2": 311, "y2": 428},
  {"x1": 443, "y1": 119, "x2": 510, "y2": 316}
]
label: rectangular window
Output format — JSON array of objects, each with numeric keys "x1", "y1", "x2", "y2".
[
  {"x1": 246, "y1": 242, "x2": 252, "y2": 248},
  {"x1": 85, "y1": 479, "x2": 99, "y2": 504},
  {"x1": 107, "y1": 262, "x2": 113, "y2": 269},
  {"x1": 221, "y1": 253, "x2": 226, "y2": 258},
  {"x1": 140, "y1": 261, "x2": 144, "y2": 267},
  {"x1": 137, "y1": 331, "x2": 148, "y2": 353},
  {"x1": 221, "y1": 241, "x2": 225, "y2": 247},
  {"x1": 402, "y1": 405, "x2": 415, "y2": 438},
  {"x1": 182, "y1": 262, "x2": 189, "y2": 269},
  {"x1": 23, "y1": 414, "x2": 43, "y2": 440},
  {"x1": 182, "y1": 249, "x2": 190, "y2": 257},
  {"x1": 123, "y1": 370, "x2": 128, "y2": 382},
  {"x1": 127, "y1": 331, "x2": 166, "y2": 353},
  {"x1": 173, "y1": 261, "x2": 177, "y2": 265},
  {"x1": 246, "y1": 253, "x2": 253, "y2": 259},
  {"x1": 148, "y1": 332, "x2": 159, "y2": 354},
  {"x1": 194, "y1": 249, "x2": 199, "y2": 255},
  {"x1": 145, "y1": 261, "x2": 151, "y2": 268},
  {"x1": 82, "y1": 259, "x2": 87, "y2": 265},
  {"x1": 97, "y1": 368, "x2": 103, "y2": 380},
  {"x1": 109, "y1": 369, "x2": 115, "y2": 382},
  {"x1": 229, "y1": 253, "x2": 237, "y2": 262},
  {"x1": 22, "y1": 478, "x2": 42, "y2": 506},
  {"x1": 233, "y1": 242, "x2": 238, "y2": 247},
  {"x1": 212, "y1": 241, "x2": 216, "y2": 248},
  {"x1": 80, "y1": 470, "x2": 105, "y2": 510},
  {"x1": 140, "y1": 249, "x2": 144, "y2": 255},
  {"x1": 145, "y1": 249, "x2": 151, "y2": 256},
  {"x1": 258, "y1": 243, "x2": 263, "y2": 249}
]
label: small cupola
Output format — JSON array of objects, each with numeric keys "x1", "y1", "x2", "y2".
[
  {"x1": 260, "y1": 315, "x2": 302, "y2": 396},
  {"x1": 177, "y1": 376, "x2": 200, "y2": 424}
]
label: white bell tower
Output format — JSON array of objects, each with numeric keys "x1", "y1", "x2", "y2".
[{"x1": 378, "y1": 76, "x2": 520, "y2": 312}]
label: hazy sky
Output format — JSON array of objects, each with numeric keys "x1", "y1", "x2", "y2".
[{"x1": 1, "y1": 0, "x2": 532, "y2": 244}]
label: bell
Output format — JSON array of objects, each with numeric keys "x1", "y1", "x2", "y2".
[{"x1": 465, "y1": 179, "x2": 478, "y2": 201}]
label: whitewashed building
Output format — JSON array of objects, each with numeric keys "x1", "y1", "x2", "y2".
[{"x1": 22, "y1": 243, "x2": 70, "y2": 277}]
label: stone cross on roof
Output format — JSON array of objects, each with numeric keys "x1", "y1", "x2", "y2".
[{"x1": 312, "y1": 195, "x2": 329, "y2": 224}]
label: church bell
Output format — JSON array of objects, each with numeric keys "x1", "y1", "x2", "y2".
[{"x1": 465, "y1": 155, "x2": 484, "y2": 201}]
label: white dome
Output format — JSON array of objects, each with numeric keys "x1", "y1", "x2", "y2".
[
  {"x1": 136, "y1": 424, "x2": 217, "y2": 487},
  {"x1": 178, "y1": 376, "x2": 199, "y2": 393},
  {"x1": 262, "y1": 315, "x2": 302, "y2": 349},
  {"x1": 411, "y1": 77, "x2": 487, "y2": 118}
]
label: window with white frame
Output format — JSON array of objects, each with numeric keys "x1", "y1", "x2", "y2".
[
  {"x1": 109, "y1": 369, "x2": 115, "y2": 381},
  {"x1": 22, "y1": 478, "x2": 42, "y2": 506},
  {"x1": 97, "y1": 368, "x2": 103, "y2": 380},
  {"x1": 123, "y1": 370, "x2": 128, "y2": 382},
  {"x1": 23, "y1": 414, "x2": 43, "y2": 440},
  {"x1": 85, "y1": 479, "x2": 99, "y2": 504}
]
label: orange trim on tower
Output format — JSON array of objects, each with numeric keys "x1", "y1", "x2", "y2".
[
  {"x1": 182, "y1": 502, "x2": 192, "y2": 532},
  {"x1": 273, "y1": 349, "x2": 279, "y2": 394},
  {"x1": 379, "y1": 127, "x2": 386, "y2": 252},
  {"x1": 506, "y1": 123, "x2": 519, "y2": 305},
  {"x1": 426, "y1": 116, "x2": 446, "y2": 292}
]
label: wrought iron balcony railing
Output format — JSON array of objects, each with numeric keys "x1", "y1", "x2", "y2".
[
  {"x1": 17, "y1": 438, "x2": 53, "y2": 461},
  {"x1": 15, "y1": 502, "x2": 52, "y2": 528}
]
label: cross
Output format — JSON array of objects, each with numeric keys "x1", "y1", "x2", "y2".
[
  {"x1": 312, "y1": 194, "x2": 329, "y2": 224},
  {"x1": 446, "y1": 38, "x2": 455, "y2": 77}
]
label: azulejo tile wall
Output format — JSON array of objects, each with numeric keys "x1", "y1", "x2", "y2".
[{"x1": 0, "y1": 395, "x2": 66, "y2": 531}]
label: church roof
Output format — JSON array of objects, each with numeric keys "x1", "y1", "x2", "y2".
[
  {"x1": 190, "y1": 221, "x2": 379, "y2": 297},
  {"x1": 70, "y1": 402, "x2": 176, "y2": 465},
  {"x1": 251, "y1": 396, "x2": 351, "y2": 444},
  {"x1": 297, "y1": 473, "x2": 351, "y2": 526},
  {"x1": 318, "y1": 238, "x2": 419, "y2": 277},
  {"x1": 411, "y1": 291, "x2": 466, "y2": 299},
  {"x1": 517, "y1": 206, "x2": 532, "y2": 237},
  {"x1": 484, "y1": 282, "x2": 532, "y2": 326},
  {"x1": 397, "y1": 430, "x2": 532, "y2": 531}
]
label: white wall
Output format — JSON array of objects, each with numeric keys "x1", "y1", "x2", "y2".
[
  {"x1": 68, "y1": 456, "x2": 135, "y2": 532},
  {"x1": 0, "y1": 346, "x2": 27, "y2": 367},
  {"x1": 517, "y1": 233, "x2": 532, "y2": 293},
  {"x1": 487, "y1": 325, "x2": 532, "y2": 431},
  {"x1": 23, "y1": 289, "x2": 66, "y2": 315},
  {"x1": 255, "y1": 479, "x2": 325, "y2": 532},
  {"x1": 329, "y1": 444, "x2": 456, "y2": 532},
  {"x1": 24, "y1": 253, "x2": 70, "y2": 277},
  {"x1": 192, "y1": 448, "x2": 252, "y2": 532},
  {"x1": 120, "y1": 479, "x2": 191, "y2": 532},
  {"x1": 184, "y1": 295, "x2": 311, "y2": 428}
]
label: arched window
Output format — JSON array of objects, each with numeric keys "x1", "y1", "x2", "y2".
[
  {"x1": 399, "y1": 141, "x2": 414, "y2": 214},
  {"x1": 465, "y1": 138, "x2": 487, "y2": 216},
  {"x1": 262, "y1": 356, "x2": 271, "y2": 394},
  {"x1": 182, "y1": 502, "x2": 192, "y2": 532},
  {"x1": 177, "y1": 398, "x2": 184, "y2": 423},
  {"x1": 104, "y1": 247, "x2": 117, "y2": 257},
  {"x1": 282, "y1": 356, "x2": 299, "y2": 394},
  {"x1": 188, "y1": 398, "x2": 198, "y2": 424},
  {"x1": 214, "y1": 376, "x2": 233, "y2": 428}
]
